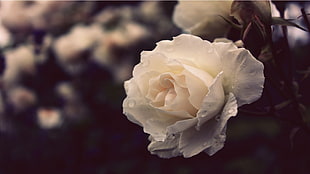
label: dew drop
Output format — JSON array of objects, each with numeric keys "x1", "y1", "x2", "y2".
[
  {"x1": 127, "y1": 99, "x2": 136, "y2": 108},
  {"x1": 228, "y1": 108, "x2": 236, "y2": 114},
  {"x1": 200, "y1": 110, "x2": 208, "y2": 116}
]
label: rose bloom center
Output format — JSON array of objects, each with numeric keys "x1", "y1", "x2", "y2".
[{"x1": 145, "y1": 72, "x2": 201, "y2": 117}]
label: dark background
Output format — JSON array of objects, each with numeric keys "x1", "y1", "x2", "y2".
[{"x1": 0, "y1": 1, "x2": 309, "y2": 174}]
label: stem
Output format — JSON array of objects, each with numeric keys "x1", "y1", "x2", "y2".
[{"x1": 280, "y1": 25, "x2": 294, "y2": 84}]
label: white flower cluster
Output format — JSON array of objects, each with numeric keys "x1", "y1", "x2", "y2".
[{"x1": 0, "y1": 2, "x2": 178, "y2": 131}]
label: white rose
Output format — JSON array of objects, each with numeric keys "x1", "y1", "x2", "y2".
[
  {"x1": 7, "y1": 87, "x2": 37, "y2": 113},
  {"x1": 123, "y1": 34, "x2": 264, "y2": 158},
  {"x1": 173, "y1": 0, "x2": 233, "y2": 41}
]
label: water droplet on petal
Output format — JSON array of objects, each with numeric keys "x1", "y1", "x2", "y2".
[
  {"x1": 200, "y1": 110, "x2": 208, "y2": 116},
  {"x1": 127, "y1": 99, "x2": 136, "y2": 108},
  {"x1": 228, "y1": 108, "x2": 236, "y2": 114}
]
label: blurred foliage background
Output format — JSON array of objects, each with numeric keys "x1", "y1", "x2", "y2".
[{"x1": 0, "y1": 1, "x2": 309, "y2": 174}]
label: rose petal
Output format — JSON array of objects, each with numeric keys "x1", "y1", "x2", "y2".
[
  {"x1": 148, "y1": 135, "x2": 181, "y2": 159},
  {"x1": 162, "y1": 80, "x2": 196, "y2": 116},
  {"x1": 133, "y1": 52, "x2": 169, "y2": 95},
  {"x1": 154, "y1": 34, "x2": 222, "y2": 77},
  {"x1": 179, "y1": 93, "x2": 238, "y2": 158},
  {"x1": 214, "y1": 42, "x2": 264, "y2": 106},
  {"x1": 124, "y1": 79, "x2": 194, "y2": 141},
  {"x1": 136, "y1": 71, "x2": 161, "y2": 96},
  {"x1": 205, "y1": 93, "x2": 238, "y2": 155},
  {"x1": 134, "y1": 52, "x2": 185, "y2": 96},
  {"x1": 167, "y1": 118, "x2": 197, "y2": 136},
  {"x1": 124, "y1": 103, "x2": 179, "y2": 141},
  {"x1": 213, "y1": 40, "x2": 238, "y2": 52},
  {"x1": 181, "y1": 64, "x2": 213, "y2": 109},
  {"x1": 196, "y1": 72, "x2": 225, "y2": 128},
  {"x1": 146, "y1": 72, "x2": 197, "y2": 116}
]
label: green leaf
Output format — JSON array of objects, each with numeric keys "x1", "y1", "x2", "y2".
[{"x1": 272, "y1": 17, "x2": 308, "y2": 32}]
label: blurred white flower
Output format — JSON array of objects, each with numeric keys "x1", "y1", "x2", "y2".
[
  {"x1": 56, "y1": 82, "x2": 79, "y2": 102},
  {"x1": 3, "y1": 45, "x2": 36, "y2": 87},
  {"x1": 53, "y1": 24, "x2": 104, "y2": 74},
  {"x1": 1, "y1": 1, "x2": 91, "y2": 32},
  {"x1": 113, "y1": 61, "x2": 133, "y2": 83},
  {"x1": 55, "y1": 82, "x2": 88, "y2": 121},
  {"x1": 93, "y1": 21, "x2": 149, "y2": 65},
  {"x1": 123, "y1": 34, "x2": 264, "y2": 158},
  {"x1": 284, "y1": 2, "x2": 310, "y2": 47},
  {"x1": 139, "y1": 1, "x2": 162, "y2": 20},
  {"x1": 173, "y1": 0, "x2": 233, "y2": 41},
  {"x1": 0, "y1": 23, "x2": 12, "y2": 47},
  {"x1": 92, "y1": 6, "x2": 152, "y2": 82},
  {"x1": 139, "y1": 1, "x2": 176, "y2": 36},
  {"x1": 7, "y1": 87, "x2": 37, "y2": 113},
  {"x1": 37, "y1": 108, "x2": 63, "y2": 129},
  {"x1": 26, "y1": 1, "x2": 73, "y2": 30},
  {"x1": 1, "y1": 1, "x2": 32, "y2": 31},
  {"x1": 271, "y1": 2, "x2": 280, "y2": 17}
]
